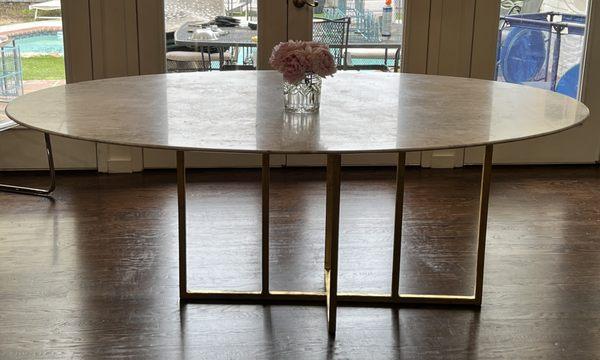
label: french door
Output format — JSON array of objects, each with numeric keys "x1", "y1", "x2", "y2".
[
  {"x1": 285, "y1": 0, "x2": 600, "y2": 166},
  {"x1": 145, "y1": 0, "x2": 417, "y2": 169},
  {"x1": 467, "y1": 0, "x2": 599, "y2": 164},
  {"x1": 3, "y1": 0, "x2": 597, "y2": 171}
]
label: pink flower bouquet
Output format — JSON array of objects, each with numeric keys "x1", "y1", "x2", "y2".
[{"x1": 269, "y1": 41, "x2": 337, "y2": 84}]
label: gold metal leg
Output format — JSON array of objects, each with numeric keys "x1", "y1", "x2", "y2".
[
  {"x1": 324, "y1": 171, "x2": 333, "y2": 273},
  {"x1": 262, "y1": 154, "x2": 270, "y2": 295},
  {"x1": 325, "y1": 154, "x2": 341, "y2": 336},
  {"x1": 475, "y1": 145, "x2": 493, "y2": 304},
  {"x1": 391, "y1": 152, "x2": 406, "y2": 299},
  {"x1": 177, "y1": 148, "x2": 495, "y2": 332},
  {"x1": 177, "y1": 151, "x2": 188, "y2": 299}
]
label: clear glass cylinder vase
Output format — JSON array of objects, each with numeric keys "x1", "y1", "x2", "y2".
[{"x1": 283, "y1": 73, "x2": 322, "y2": 113}]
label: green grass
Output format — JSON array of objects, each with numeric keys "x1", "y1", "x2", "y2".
[{"x1": 21, "y1": 56, "x2": 65, "y2": 80}]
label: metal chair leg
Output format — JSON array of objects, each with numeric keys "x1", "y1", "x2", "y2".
[{"x1": 0, "y1": 132, "x2": 55, "y2": 197}]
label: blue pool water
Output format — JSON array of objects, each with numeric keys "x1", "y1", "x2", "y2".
[{"x1": 13, "y1": 31, "x2": 64, "y2": 55}]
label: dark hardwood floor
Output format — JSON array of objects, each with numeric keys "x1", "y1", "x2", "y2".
[{"x1": 0, "y1": 165, "x2": 599, "y2": 359}]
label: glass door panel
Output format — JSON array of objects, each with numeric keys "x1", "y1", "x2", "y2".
[
  {"x1": 0, "y1": 2, "x2": 65, "y2": 120},
  {"x1": 312, "y1": 0, "x2": 404, "y2": 71},
  {"x1": 286, "y1": 0, "x2": 417, "y2": 168},
  {"x1": 496, "y1": 0, "x2": 588, "y2": 99},
  {"x1": 165, "y1": 0, "x2": 260, "y2": 71}
]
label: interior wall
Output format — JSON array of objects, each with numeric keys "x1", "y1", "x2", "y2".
[
  {"x1": 402, "y1": 0, "x2": 498, "y2": 167},
  {"x1": 62, "y1": 0, "x2": 93, "y2": 83},
  {"x1": 67, "y1": 0, "x2": 167, "y2": 173},
  {"x1": 64, "y1": 0, "x2": 166, "y2": 81}
]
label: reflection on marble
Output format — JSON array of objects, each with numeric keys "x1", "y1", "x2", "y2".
[
  {"x1": 6, "y1": 71, "x2": 589, "y2": 154},
  {"x1": 282, "y1": 112, "x2": 320, "y2": 150}
]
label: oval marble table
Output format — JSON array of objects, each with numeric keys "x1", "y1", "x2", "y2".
[{"x1": 6, "y1": 71, "x2": 589, "y2": 336}]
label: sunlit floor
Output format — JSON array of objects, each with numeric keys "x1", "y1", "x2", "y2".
[{"x1": 0, "y1": 166, "x2": 598, "y2": 359}]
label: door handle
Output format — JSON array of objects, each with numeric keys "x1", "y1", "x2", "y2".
[{"x1": 292, "y1": 0, "x2": 318, "y2": 8}]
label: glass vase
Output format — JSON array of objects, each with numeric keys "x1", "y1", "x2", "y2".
[{"x1": 283, "y1": 73, "x2": 322, "y2": 113}]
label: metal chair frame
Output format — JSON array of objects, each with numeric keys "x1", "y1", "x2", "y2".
[
  {"x1": 178, "y1": 146, "x2": 494, "y2": 336},
  {"x1": 0, "y1": 129, "x2": 55, "y2": 197}
]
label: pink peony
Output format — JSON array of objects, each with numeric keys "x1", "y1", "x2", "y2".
[
  {"x1": 280, "y1": 50, "x2": 311, "y2": 84},
  {"x1": 270, "y1": 41, "x2": 337, "y2": 83},
  {"x1": 309, "y1": 42, "x2": 330, "y2": 51},
  {"x1": 308, "y1": 46, "x2": 337, "y2": 78},
  {"x1": 269, "y1": 41, "x2": 306, "y2": 71}
]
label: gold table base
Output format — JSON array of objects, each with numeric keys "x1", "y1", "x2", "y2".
[{"x1": 177, "y1": 146, "x2": 494, "y2": 336}]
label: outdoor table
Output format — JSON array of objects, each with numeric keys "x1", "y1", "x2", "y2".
[
  {"x1": 174, "y1": 22, "x2": 403, "y2": 68},
  {"x1": 6, "y1": 71, "x2": 589, "y2": 336}
]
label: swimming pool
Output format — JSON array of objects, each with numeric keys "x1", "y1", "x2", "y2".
[{"x1": 13, "y1": 31, "x2": 64, "y2": 56}]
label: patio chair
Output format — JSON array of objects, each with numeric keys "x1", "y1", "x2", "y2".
[
  {"x1": 0, "y1": 120, "x2": 55, "y2": 196},
  {"x1": 500, "y1": 0, "x2": 544, "y2": 28},
  {"x1": 313, "y1": 17, "x2": 351, "y2": 69},
  {"x1": 521, "y1": 0, "x2": 544, "y2": 13},
  {"x1": 345, "y1": 64, "x2": 389, "y2": 72},
  {"x1": 221, "y1": 64, "x2": 256, "y2": 71},
  {"x1": 500, "y1": 0, "x2": 524, "y2": 16},
  {"x1": 166, "y1": 48, "x2": 232, "y2": 72},
  {"x1": 346, "y1": 47, "x2": 401, "y2": 72},
  {"x1": 29, "y1": 0, "x2": 62, "y2": 21}
]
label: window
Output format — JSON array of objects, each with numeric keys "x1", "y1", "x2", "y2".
[
  {"x1": 496, "y1": 0, "x2": 588, "y2": 98},
  {"x1": 315, "y1": 0, "x2": 403, "y2": 70},
  {"x1": 165, "y1": 0, "x2": 258, "y2": 72},
  {"x1": 0, "y1": 0, "x2": 65, "y2": 123}
]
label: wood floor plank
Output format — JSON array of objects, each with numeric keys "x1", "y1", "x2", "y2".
[{"x1": 0, "y1": 166, "x2": 599, "y2": 359}]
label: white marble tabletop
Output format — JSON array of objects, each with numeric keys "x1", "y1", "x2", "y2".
[{"x1": 6, "y1": 71, "x2": 589, "y2": 154}]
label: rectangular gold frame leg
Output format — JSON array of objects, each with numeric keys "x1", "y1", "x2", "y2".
[
  {"x1": 176, "y1": 148, "x2": 494, "y2": 333},
  {"x1": 325, "y1": 154, "x2": 342, "y2": 336},
  {"x1": 262, "y1": 154, "x2": 270, "y2": 295},
  {"x1": 324, "y1": 170, "x2": 332, "y2": 273},
  {"x1": 475, "y1": 145, "x2": 493, "y2": 304},
  {"x1": 391, "y1": 152, "x2": 406, "y2": 299},
  {"x1": 177, "y1": 151, "x2": 188, "y2": 299}
]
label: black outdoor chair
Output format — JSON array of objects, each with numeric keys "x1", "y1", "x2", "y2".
[
  {"x1": 313, "y1": 17, "x2": 351, "y2": 69},
  {"x1": 345, "y1": 64, "x2": 390, "y2": 72},
  {"x1": 221, "y1": 64, "x2": 256, "y2": 71}
]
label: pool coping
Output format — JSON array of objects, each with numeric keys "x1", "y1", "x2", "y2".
[
  {"x1": 0, "y1": 20, "x2": 63, "y2": 56},
  {"x1": 0, "y1": 20, "x2": 62, "y2": 38}
]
